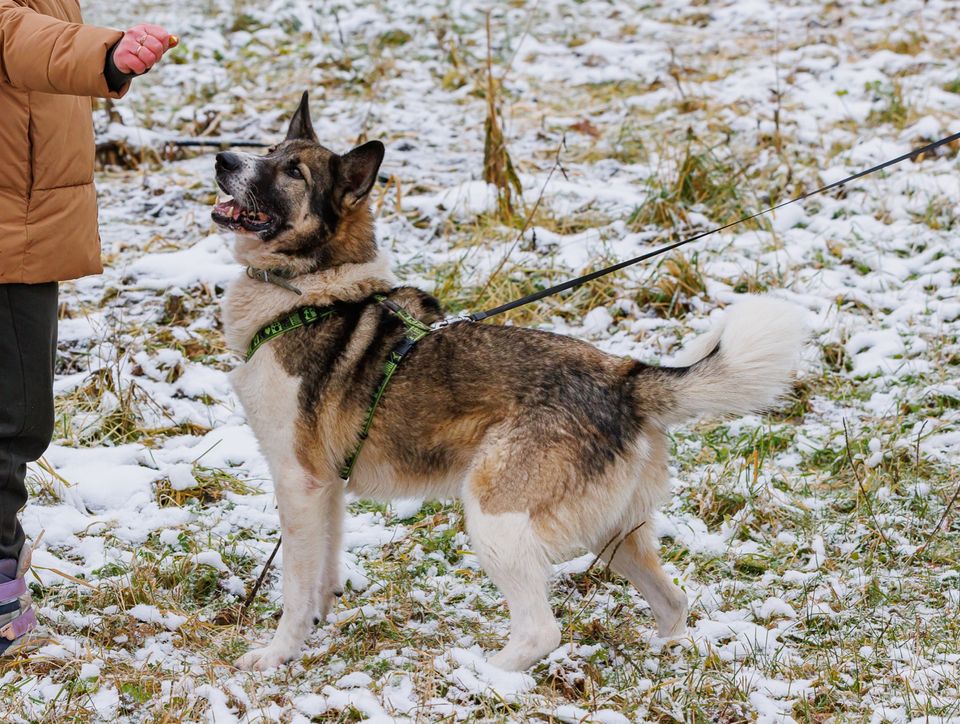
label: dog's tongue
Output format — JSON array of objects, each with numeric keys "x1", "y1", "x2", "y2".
[{"x1": 214, "y1": 198, "x2": 241, "y2": 219}]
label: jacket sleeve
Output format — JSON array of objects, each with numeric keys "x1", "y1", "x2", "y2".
[{"x1": 0, "y1": 0, "x2": 126, "y2": 98}]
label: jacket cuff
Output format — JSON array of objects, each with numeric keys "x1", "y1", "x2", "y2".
[
  {"x1": 57, "y1": 24, "x2": 128, "y2": 99},
  {"x1": 104, "y1": 41, "x2": 135, "y2": 94}
]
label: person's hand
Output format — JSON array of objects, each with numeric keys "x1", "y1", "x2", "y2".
[{"x1": 112, "y1": 24, "x2": 176, "y2": 75}]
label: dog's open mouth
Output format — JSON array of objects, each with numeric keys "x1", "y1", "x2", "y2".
[{"x1": 211, "y1": 196, "x2": 274, "y2": 233}]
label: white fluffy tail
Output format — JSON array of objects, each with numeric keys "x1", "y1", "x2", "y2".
[{"x1": 655, "y1": 296, "x2": 807, "y2": 426}]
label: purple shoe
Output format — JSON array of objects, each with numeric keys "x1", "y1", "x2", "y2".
[{"x1": 0, "y1": 543, "x2": 38, "y2": 655}]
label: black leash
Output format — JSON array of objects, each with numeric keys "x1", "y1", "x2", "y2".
[
  {"x1": 169, "y1": 138, "x2": 271, "y2": 148},
  {"x1": 469, "y1": 130, "x2": 960, "y2": 322}
]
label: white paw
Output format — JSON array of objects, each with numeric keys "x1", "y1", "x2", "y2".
[
  {"x1": 658, "y1": 621, "x2": 687, "y2": 640},
  {"x1": 487, "y1": 647, "x2": 535, "y2": 672},
  {"x1": 234, "y1": 645, "x2": 295, "y2": 671},
  {"x1": 487, "y1": 626, "x2": 560, "y2": 671},
  {"x1": 656, "y1": 608, "x2": 688, "y2": 639}
]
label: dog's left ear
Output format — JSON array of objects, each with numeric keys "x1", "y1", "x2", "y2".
[
  {"x1": 286, "y1": 91, "x2": 318, "y2": 143},
  {"x1": 338, "y1": 141, "x2": 385, "y2": 207}
]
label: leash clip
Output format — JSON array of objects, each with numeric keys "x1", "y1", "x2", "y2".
[{"x1": 430, "y1": 311, "x2": 475, "y2": 331}]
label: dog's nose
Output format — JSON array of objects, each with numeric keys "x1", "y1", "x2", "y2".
[{"x1": 216, "y1": 152, "x2": 241, "y2": 172}]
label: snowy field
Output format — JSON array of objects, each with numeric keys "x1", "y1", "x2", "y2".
[{"x1": 2, "y1": 0, "x2": 959, "y2": 720}]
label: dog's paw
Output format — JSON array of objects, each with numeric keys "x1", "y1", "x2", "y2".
[
  {"x1": 656, "y1": 601, "x2": 689, "y2": 640},
  {"x1": 657, "y1": 622, "x2": 687, "y2": 640},
  {"x1": 487, "y1": 625, "x2": 560, "y2": 671},
  {"x1": 487, "y1": 648, "x2": 531, "y2": 672},
  {"x1": 234, "y1": 645, "x2": 294, "y2": 671}
]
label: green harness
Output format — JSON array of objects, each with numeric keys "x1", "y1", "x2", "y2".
[{"x1": 245, "y1": 294, "x2": 432, "y2": 482}]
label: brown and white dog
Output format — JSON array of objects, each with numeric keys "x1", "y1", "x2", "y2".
[{"x1": 213, "y1": 92, "x2": 806, "y2": 672}]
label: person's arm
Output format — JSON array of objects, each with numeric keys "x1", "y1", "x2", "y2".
[{"x1": 0, "y1": 2, "x2": 169, "y2": 98}]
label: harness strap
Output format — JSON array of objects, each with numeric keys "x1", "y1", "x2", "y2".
[
  {"x1": 338, "y1": 295, "x2": 431, "y2": 481},
  {"x1": 246, "y1": 305, "x2": 337, "y2": 361}
]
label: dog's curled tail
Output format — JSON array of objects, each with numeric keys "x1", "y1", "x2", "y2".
[{"x1": 651, "y1": 296, "x2": 807, "y2": 426}]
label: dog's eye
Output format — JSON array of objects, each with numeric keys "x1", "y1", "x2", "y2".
[{"x1": 286, "y1": 164, "x2": 304, "y2": 180}]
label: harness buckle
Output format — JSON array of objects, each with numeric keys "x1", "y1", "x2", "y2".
[{"x1": 430, "y1": 311, "x2": 475, "y2": 331}]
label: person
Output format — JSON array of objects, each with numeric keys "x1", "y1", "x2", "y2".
[{"x1": 0, "y1": 1, "x2": 176, "y2": 654}]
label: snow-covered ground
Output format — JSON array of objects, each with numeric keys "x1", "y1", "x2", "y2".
[{"x1": 2, "y1": 0, "x2": 959, "y2": 721}]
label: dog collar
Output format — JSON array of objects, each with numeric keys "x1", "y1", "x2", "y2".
[{"x1": 246, "y1": 265, "x2": 304, "y2": 295}]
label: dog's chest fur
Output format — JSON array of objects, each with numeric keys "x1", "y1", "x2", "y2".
[{"x1": 230, "y1": 350, "x2": 303, "y2": 474}]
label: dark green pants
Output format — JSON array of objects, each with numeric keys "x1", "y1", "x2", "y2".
[{"x1": 0, "y1": 283, "x2": 57, "y2": 560}]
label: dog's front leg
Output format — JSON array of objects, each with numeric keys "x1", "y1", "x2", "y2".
[{"x1": 235, "y1": 474, "x2": 341, "y2": 671}]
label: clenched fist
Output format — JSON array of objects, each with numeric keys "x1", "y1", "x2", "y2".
[{"x1": 112, "y1": 24, "x2": 176, "y2": 75}]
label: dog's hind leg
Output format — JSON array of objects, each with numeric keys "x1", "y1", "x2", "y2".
[
  {"x1": 463, "y1": 490, "x2": 561, "y2": 671},
  {"x1": 591, "y1": 523, "x2": 687, "y2": 638},
  {"x1": 235, "y1": 471, "x2": 342, "y2": 671}
]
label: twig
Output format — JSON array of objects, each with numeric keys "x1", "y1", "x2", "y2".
[
  {"x1": 599, "y1": 521, "x2": 647, "y2": 578},
  {"x1": 561, "y1": 521, "x2": 647, "y2": 634},
  {"x1": 924, "y1": 482, "x2": 960, "y2": 545},
  {"x1": 914, "y1": 419, "x2": 927, "y2": 480},
  {"x1": 241, "y1": 537, "x2": 282, "y2": 613},
  {"x1": 842, "y1": 419, "x2": 896, "y2": 557},
  {"x1": 500, "y1": 0, "x2": 542, "y2": 77},
  {"x1": 667, "y1": 48, "x2": 687, "y2": 101},
  {"x1": 475, "y1": 136, "x2": 567, "y2": 300}
]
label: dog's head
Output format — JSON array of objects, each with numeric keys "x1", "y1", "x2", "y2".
[{"x1": 212, "y1": 91, "x2": 385, "y2": 272}]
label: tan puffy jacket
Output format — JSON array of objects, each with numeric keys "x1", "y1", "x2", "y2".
[{"x1": 0, "y1": 0, "x2": 125, "y2": 284}]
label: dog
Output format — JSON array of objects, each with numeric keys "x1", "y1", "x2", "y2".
[{"x1": 212, "y1": 92, "x2": 806, "y2": 672}]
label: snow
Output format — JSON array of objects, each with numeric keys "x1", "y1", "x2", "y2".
[
  {"x1": 128, "y1": 604, "x2": 188, "y2": 631},
  {"x1": 448, "y1": 646, "x2": 537, "y2": 700},
  {"x1": 192, "y1": 550, "x2": 230, "y2": 573},
  {"x1": 128, "y1": 233, "x2": 241, "y2": 290},
  {"x1": 56, "y1": 463, "x2": 161, "y2": 512},
  {"x1": 164, "y1": 462, "x2": 199, "y2": 491}
]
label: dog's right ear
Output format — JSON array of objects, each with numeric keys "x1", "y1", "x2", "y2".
[{"x1": 285, "y1": 91, "x2": 318, "y2": 143}]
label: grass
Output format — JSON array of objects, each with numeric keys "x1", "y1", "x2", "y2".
[
  {"x1": 627, "y1": 142, "x2": 759, "y2": 233},
  {"x1": 7, "y1": 401, "x2": 960, "y2": 719},
  {"x1": 865, "y1": 80, "x2": 913, "y2": 129},
  {"x1": 155, "y1": 466, "x2": 260, "y2": 507},
  {"x1": 634, "y1": 254, "x2": 708, "y2": 318}
]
